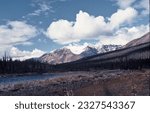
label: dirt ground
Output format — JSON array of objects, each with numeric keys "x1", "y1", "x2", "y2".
[{"x1": 0, "y1": 69, "x2": 150, "y2": 96}]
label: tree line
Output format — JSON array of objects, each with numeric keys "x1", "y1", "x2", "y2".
[
  {"x1": 0, "y1": 42, "x2": 149, "y2": 75},
  {"x1": 0, "y1": 53, "x2": 51, "y2": 75}
]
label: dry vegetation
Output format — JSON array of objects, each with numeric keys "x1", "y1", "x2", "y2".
[{"x1": 0, "y1": 69, "x2": 150, "y2": 96}]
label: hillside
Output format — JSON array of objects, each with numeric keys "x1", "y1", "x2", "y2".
[
  {"x1": 125, "y1": 32, "x2": 150, "y2": 48},
  {"x1": 39, "y1": 44, "x2": 121, "y2": 64},
  {"x1": 51, "y1": 32, "x2": 150, "y2": 71},
  {"x1": 39, "y1": 48, "x2": 81, "y2": 64},
  {"x1": 38, "y1": 32, "x2": 149, "y2": 65}
]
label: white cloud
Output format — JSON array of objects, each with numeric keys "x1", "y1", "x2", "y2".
[
  {"x1": 62, "y1": 24, "x2": 149, "y2": 54},
  {"x1": 29, "y1": 1, "x2": 53, "y2": 16},
  {"x1": 73, "y1": 11, "x2": 107, "y2": 38},
  {"x1": 99, "y1": 24, "x2": 149, "y2": 45},
  {"x1": 9, "y1": 47, "x2": 45, "y2": 61},
  {"x1": 0, "y1": 21, "x2": 37, "y2": 56},
  {"x1": 114, "y1": 0, "x2": 149, "y2": 16},
  {"x1": 114, "y1": 0, "x2": 136, "y2": 9},
  {"x1": 135, "y1": 0, "x2": 149, "y2": 15},
  {"x1": 65, "y1": 43, "x2": 94, "y2": 54},
  {"x1": 108, "y1": 7, "x2": 138, "y2": 29},
  {"x1": 46, "y1": 8, "x2": 138, "y2": 44},
  {"x1": 28, "y1": 0, "x2": 67, "y2": 17},
  {"x1": 47, "y1": 20, "x2": 80, "y2": 44}
]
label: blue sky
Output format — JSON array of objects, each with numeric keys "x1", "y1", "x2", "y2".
[{"x1": 0, "y1": 0, "x2": 149, "y2": 60}]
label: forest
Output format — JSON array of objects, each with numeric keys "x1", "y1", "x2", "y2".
[{"x1": 0, "y1": 53, "x2": 51, "y2": 75}]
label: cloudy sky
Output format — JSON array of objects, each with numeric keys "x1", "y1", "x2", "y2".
[{"x1": 0, "y1": 0, "x2": 149, "y2": 60}]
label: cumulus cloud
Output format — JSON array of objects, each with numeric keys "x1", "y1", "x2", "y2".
[
  {"x1": 114, "y1": 0, "x2": 149, "y2": 16},
  {"x1": 108, "y1": 7, "x2": 138, "y2": 29},
  {"x1": 73, "y1": 11, "x2": 106, "y2": 39},
  {"x1": 62, "y1": 24, "x2": 149, "y2": 54},
  {"x1": 47, "y1": 20, "x2": 80, "y2": 44},
  {"x1": 114, "y1": 0, "x2": 136, "y2": 9},
  {"x1": 46, "y1": 8, "x2": 137, "y2": 44},
  {"x1": 0, "y1": 21, "x2": 37, "y2": 56},
  {"x1": 9, "y1": 47, "x2": 45, "y2": 61},
  {"x1": 63, "y1": 24, "x2": 149, "y2": 52},
  {"x1": 99, "y1": 24, "x2": 149, "y2": 45}
]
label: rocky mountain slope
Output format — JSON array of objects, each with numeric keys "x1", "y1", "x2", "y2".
[
  {"x1": 39, "y1": 32, "x2": 149, "y2": 64},
  {"x1": 51, "y1": 32, "x2": 150, "y2": 71},
  {"x1": 125, "y1": 32, "x2": 150, "y2": 48},
  {"x1": 39, "y1": 44, "x2": 121, "y2": 64},
  {"x1": 39, "y1": 48, "x2": 81, "y2": 64}
]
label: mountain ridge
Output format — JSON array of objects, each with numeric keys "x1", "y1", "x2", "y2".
[
  {"x1": 125, "y1": 32, "x2": 150, "y2": 48},
  {"x1": 39, "y1": 44, "x2": 122, "y2": 64},
  {"x1": 38, "y1": 32, "x2": 149, "y2": 64}
]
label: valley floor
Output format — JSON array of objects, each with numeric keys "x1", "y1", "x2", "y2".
[{"x1": 0, "y1": 69, "x2": 150, "y2": 96}]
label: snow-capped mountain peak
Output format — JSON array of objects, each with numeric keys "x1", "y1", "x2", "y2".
[
  {"x1": 65, "y1": 43, "x2": 90, "y2": 54},
  {"x1": 39, "y1": 44, "x2": 122, "y2": 64},
  {"x1": 97, "y1": 44, "x2": 122, "y2": 53}
]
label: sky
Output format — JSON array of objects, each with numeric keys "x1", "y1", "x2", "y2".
[{"x1": 0, "y1": 0, "x2": 149, "y2": 60}]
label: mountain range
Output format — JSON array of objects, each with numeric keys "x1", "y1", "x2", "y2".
[
  {"x1": 39, "y1": 44, "x2": 122, "y2": 64},
  {"x1": 53, "y1": 32, "x2": 150, "y2": 71},
  {"x1": 38, "y1": 32, "x2": 149, "y2": 64}
]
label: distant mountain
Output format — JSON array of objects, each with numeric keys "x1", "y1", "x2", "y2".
[
  {"x1": 39, "y1": 48, "x2": 81, "y2": 64},
  {"x1": 97, "y1": 45, "x2": 122, "y2": 53},
  {"x1": 39, "y1": 44, "x2": 121, "y2": 64},
  {"x1": 76, "y1": 32, "x2": 150, "y2": 63},
  {"x1": 38, "y1": 31, "x2": 150, "y2": 65},
  {"x1": 60, "y1": 33, "x2": 150, "y2": 71},
  {"x1": 80, "y1": 46, "x2": 98, "y2": 57},
  {"x1": 125, "y1": 32, "x2": 150, "y2": 48}
]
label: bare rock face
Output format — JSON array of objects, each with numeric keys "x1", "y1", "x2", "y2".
[
  {"x1": 39, "y1": 48, "x2": 82, "y2": 64},
  {"x1": 38, "y1": 32, "x2": 150, "y2": 65},
  {"x1": 125, "y1": 32, "x2": 150, "y2": 48},
  {"x1": 39, "y1": 45, "x2": 121, "y2": 64},
  {"x1": 97, "y1": 45, "x2": 122, "y2": 53},
  {"x1": 80, "y1": 46, "x2": 98, "y2": 57},
  {"x1": 30, "y1": 32, "x2": 149, "y2": 65}
]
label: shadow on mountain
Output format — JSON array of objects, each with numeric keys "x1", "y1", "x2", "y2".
[{"x1": 47, "y1": 32, "x2": 150, "y2": 72}]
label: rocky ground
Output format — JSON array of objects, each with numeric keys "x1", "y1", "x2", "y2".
[{"x1": 0, "y1": 69, "x2": 150, "y2": 96}]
